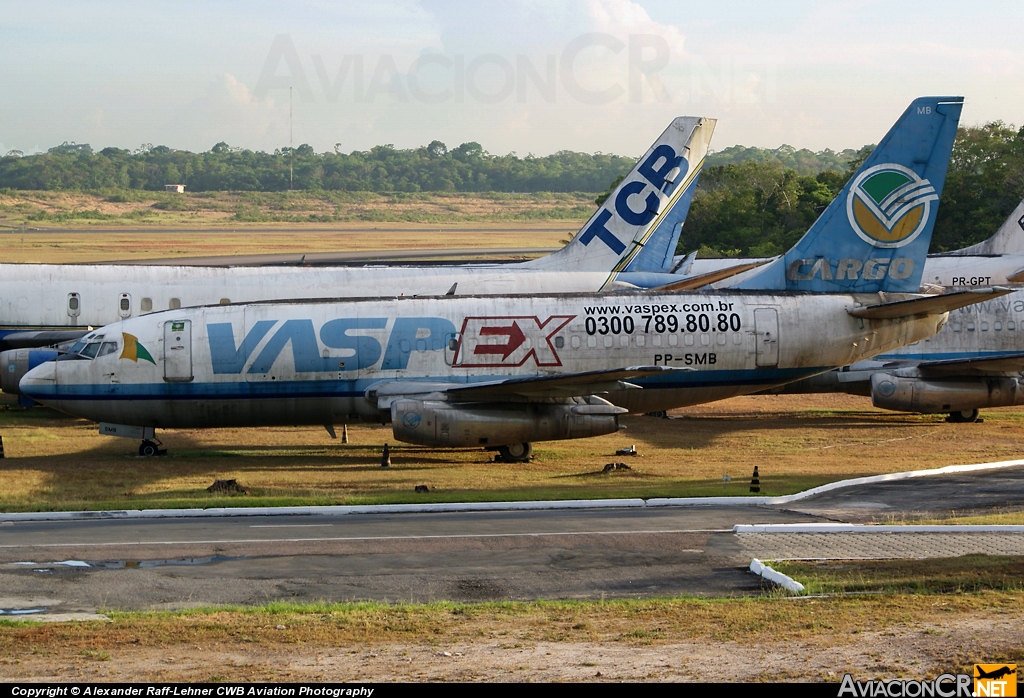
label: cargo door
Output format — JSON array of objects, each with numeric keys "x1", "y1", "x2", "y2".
[
  {"x1": 754, "y1": 308, "x2": 779, "y2": 367},
  {"x1": 163, "y1": 319, "x2": 193, "y2": 382}
]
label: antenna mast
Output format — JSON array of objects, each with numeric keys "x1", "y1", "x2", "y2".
[{"x1": 289, "y1": 86, "x2": 294, "y2": 191}]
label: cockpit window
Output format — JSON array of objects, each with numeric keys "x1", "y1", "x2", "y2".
[
  {"x1": 80, "y1": 342, "x2": 101, "y2": 359},
  {"x1": 97, "y1": 342, "x2": 118, "y2": 357},
  {"x1": 69, "y1": 341, "x2": 87, "y2": 354}
]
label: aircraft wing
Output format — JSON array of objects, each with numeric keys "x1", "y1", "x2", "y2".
[
  {"x1": 909, "y1": 351, "x2": 1024, "y2": 377},
  {"x1": 369, "y1": 366, "x2": 691, "y2": 405},
  {"x1": 847, "y1": 287, "x2": 1014, "y2": 320}
]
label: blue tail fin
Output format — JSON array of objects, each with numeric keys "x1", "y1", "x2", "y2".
[
  {"x1": 733, "y1": 97, "x2": 963, "y2": 292},
  {"x1": 523, "y1": 116, "x2": 716, "y2": 273}
]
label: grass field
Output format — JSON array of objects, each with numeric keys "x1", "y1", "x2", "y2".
[
  {"x1": 3, "y1": 392, "x2": 1024, "y2": 512},
  {"x1": 1, "y1": 590, "x2": 1021, "y2": 681}
]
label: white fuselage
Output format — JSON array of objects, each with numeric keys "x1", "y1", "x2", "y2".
[
  {"x1": 22, "y1": 289, "x2": 948, "y2": 431},
  {"x1": 0, "y1": 263, "x2": 654, "y2": 330}
]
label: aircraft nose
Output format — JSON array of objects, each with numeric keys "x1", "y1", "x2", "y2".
[{"x1": 19, "y1": 360, "x2": 57, "y2": 397}]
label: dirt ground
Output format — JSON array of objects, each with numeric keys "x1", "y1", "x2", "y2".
[{"x1": 1, "y1": 605, "x2": 1021, "y2": 682}]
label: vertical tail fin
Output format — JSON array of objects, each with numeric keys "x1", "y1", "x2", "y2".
[
  {"x1": 733, "y1": 97, "x2": 963, "y2": 293},
  {"x1": 949, "y1": 198, "x2": 1024, "y2": 256},
  {"x1": 523, "y1": 116, "x2": 716, "y2": 272}
]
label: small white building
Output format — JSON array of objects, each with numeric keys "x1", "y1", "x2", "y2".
[{"x1": 164, "y1": 184, "x2": 185, "y2": 193}]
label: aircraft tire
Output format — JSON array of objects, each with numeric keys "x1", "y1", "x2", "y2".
[
  {"x1": 139, "y1": 440, "x2": 159, "y2": 457},
  {"x1": 948, "y1": 408, "x2": 980, "y2": 423},
  {"x1": 499, "y1": 443, "x2": 533, "y2": 463}
]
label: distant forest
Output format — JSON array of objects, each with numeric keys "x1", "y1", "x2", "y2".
[{"x1": 1, "y1": 122, "x2": 1022, "y2": 253}]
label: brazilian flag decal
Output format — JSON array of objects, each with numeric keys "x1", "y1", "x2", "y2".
[{"x1": 120, "y1": 332, "x2": 156, "y2": 364}]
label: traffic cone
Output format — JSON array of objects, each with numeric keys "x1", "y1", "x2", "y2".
[
  {"x1": 749, "y1": 465, "x2": 760, "y2": 493},
  {"x1": 381, "y1": 443, "x2": 391, "y2": 468}
]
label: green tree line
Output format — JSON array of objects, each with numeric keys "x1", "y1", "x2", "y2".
[
  {"x1": 681, "y1": 122, "x2": 1024, "y2": 256},
  {"x1": 2, "y1": 123, "x2": 1021, "y2": 252},
  {"x1": 0, "y1": 140, "x2": 636, "y2": 194}
]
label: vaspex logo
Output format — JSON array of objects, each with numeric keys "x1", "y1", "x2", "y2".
[
  {"x1": 785, "y1": 257, "x2": 914, "y2": 281},
  {"x1": 846, "y1": 163, "x2": 937, "y2": 249}
]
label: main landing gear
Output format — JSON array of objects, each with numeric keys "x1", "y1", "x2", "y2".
[
  {"x1": 496, "y1": 442, "x2": 533, "y2": 463},
  {"x1": 947, "y1": 408, "x2": 980, "y2": 423}
]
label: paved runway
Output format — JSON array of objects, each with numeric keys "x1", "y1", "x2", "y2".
[{"x1": 1, "y1": 465, "x2": 1022, "y2": 616}]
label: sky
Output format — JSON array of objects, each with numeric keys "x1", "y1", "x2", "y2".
[{"x1": 1, "y1": 0, "x2": 1022, "y2": 158}]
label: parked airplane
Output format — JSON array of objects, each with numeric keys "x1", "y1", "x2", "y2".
[
  {"x1": 2, "y1": 116, "x2": 718, "y2": 394},
  {"x1": 22, "y1": 96, "x2": 1002, "y2": 460},
  {"x1": 765, "y1": 200, "x2": 1024, "y2": 421}
]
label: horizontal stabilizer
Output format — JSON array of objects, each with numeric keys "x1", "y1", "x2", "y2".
[
  {"x1": 847, "y1": 287, "x2": 1015, "y2": 320},
  {"x1": 650, "y1": 260, "x2": 770, "y2": 292}
]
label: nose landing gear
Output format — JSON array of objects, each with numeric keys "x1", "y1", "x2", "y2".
[{"x1": 138, "y1": 439, "x2": 167, "y2": 457}]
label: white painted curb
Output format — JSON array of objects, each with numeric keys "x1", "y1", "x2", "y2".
[
  {"x1": 2, "y1": 458, "x2": 1022, "y2": 523},
  {"x1": 650, "y1": 458, "x2": 1024, "y2": 508},
  {"x1": 750, "y1": 558, "x2": 805, "y2": 593},
  {"x1": 735, "y1": 523, "x2": 1024, "y2": 534}
]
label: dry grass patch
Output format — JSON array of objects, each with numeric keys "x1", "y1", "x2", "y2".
[
  {"x1": 0, "y1": 594, "x2": 1022, "y2": 681},
  {"x1": 3, "y1": 393, "x2": 1024, "y2": 511}
]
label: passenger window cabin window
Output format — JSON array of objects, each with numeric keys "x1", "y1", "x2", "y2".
[
  {"x1": 981, "y1": 322, "x2": 989, "y2": 331},
  {"x1": 1010, "y1": 322, "x2": 1016, "y2": 331},
  {"x1": 220, "y1": 298, "x2": 231, "y2": 305},
  {"x1": 952, "y1": 323, "x2": 961, "y2": 332},
  {"x1": 140, "y1": 297, "x2": 153, "y2": 313},
  {"x1": 169, "y1": 298, "x2": 181, "y2": 310},
  {"x1": 118, "y1": 294, "x2": 131, "y2": 318},
  {"x1": 554, "y1": 336, "x2": 564, "y2": 349},
  {"x1": 967, "y1": 323, "x2": 976, "y2": 331},
  {"x1": 995, "y1": 322, "x2": 1002, "y2": 331},
  {"x1": 67, "y1": 293, "x2": 81, "y2": 318}
]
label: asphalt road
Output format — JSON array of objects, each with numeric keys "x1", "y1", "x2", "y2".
[{"x1": 1, "y1": 465, "x2": 1022, "y2": 615}]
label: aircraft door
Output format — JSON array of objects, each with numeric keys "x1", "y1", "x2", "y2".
[
  {"x1": 754, "y1": 308, "x2": 779, "y2": 367},
  {"x1": 163, "y1": 319, "x2": 193, "y2": 382}
]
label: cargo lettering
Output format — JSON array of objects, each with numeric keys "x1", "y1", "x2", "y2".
[{"x1": 786, "y1": 257, "x2": 914, "y2": 281}]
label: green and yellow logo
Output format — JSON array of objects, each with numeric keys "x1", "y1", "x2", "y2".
[
  {"x1": 846, "y1": 163, "x2": 937, "y2": 248},
  {"x1": 119, "y1": 332, "x2": 156, "y2": 364}
]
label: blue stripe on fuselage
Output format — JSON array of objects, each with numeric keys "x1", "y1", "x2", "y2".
[{"x1": 24, "y1": 367, "x2": 833, "y2": 402}]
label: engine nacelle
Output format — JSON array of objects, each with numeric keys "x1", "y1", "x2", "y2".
[
  {"x1": 1, "y1": 348, "x2": 59, "y2": 395},
  {"x1": 871, "y1": 373, "x2": 1024, "y2": 414},
  {"x1": 390, "y1": 397, "x2": 626, "y2": 448}
]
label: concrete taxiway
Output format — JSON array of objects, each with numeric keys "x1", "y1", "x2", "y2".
[{"x1": 1, "y1": 462, "x2": 1022, "y2": 617}]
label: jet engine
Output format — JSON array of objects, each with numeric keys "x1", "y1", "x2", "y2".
[
  {"x1": 1, "y1": 348, "x2": 59, "y2": 396},
  {"x1": 870, "y1": 373, "x2": 1024, "y2": 417},
  {"x1": 390, "y1": 396, "x2": 626, "y2": 454}
]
